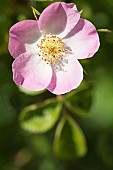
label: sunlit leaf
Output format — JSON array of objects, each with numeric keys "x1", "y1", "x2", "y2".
[
  {"x1": 19, "y1": 99, "x2": 62, "y2": 133},
  {"x1": 53, "y1": 114, "x2": 87, "y2": 159}
]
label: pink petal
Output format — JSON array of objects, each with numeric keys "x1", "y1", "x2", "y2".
[
  {"x1": 39, "y1": 2, "x2": 80, "y2": 37},
  {"x1": 8, "y1": 20, "x2": 41, "y2": 59},
  {"x1": 12, "y1": 52, "x2": 52, "y2": 91},
  {"x1": 47, "y1": 55, "x2": 83, "y2": 94},
  {"x1": 64, "y1": 19, "x2": 100, "y2": 59}
]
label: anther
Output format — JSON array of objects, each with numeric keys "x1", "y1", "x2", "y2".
[{"x1": 37, "y1": 34, "x2": 66, "y2": 64}]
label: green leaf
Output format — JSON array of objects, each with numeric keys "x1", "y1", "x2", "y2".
[
  {"x1": 19, "y1": 99, "x2": 62, "y2": 133},
  {"x1": 18, "y1": 86, "x2": 45, "y2": 96},
  {"x1": 64, "y1": 82, "x2": 91, "y2": 117},
  {"x1": 53, "y1": 114, "x2": 87, "y2": 159},
  {"x1": 31, "y1": 6, "x2": 40, "y2": 20}
]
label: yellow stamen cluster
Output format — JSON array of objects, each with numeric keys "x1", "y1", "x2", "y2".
[{"x1": 37, "y1": 34, "x2": 66, "y2": 64}]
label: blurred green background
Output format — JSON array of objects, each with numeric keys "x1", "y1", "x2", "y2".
[{"x1": 0, "y1": 0, "x2": 113, "y2": 170}]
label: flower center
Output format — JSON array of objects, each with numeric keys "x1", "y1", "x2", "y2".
[{"x1": 37, "y1": 34, "x2": 66, "y2": 64}]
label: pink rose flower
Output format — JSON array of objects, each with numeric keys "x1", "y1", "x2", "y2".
[{"x1": 8, "y1": 2, "x2": 100, "y2": 94}]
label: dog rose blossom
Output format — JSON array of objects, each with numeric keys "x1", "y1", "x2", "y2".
[{"x1": 8, "y1": 2, "x2": 100, "y2": 94}]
